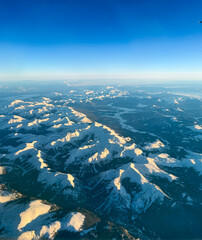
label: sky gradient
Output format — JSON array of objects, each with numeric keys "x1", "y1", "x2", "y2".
[{"x1": 0, "y1": 0, "x2": 202, "y2": 82}]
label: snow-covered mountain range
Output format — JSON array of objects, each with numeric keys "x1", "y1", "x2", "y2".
[{"x1": 0, "y1": 83, "x2": 201, "y2": 239}]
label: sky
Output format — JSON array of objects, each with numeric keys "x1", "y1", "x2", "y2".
[{"x1": 0, "y1": 0, "x2": 202, "y2": 82}]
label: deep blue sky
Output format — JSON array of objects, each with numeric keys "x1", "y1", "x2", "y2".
[{"x1": 0, "y1": 0, "x2": 202, "y2": 81}]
